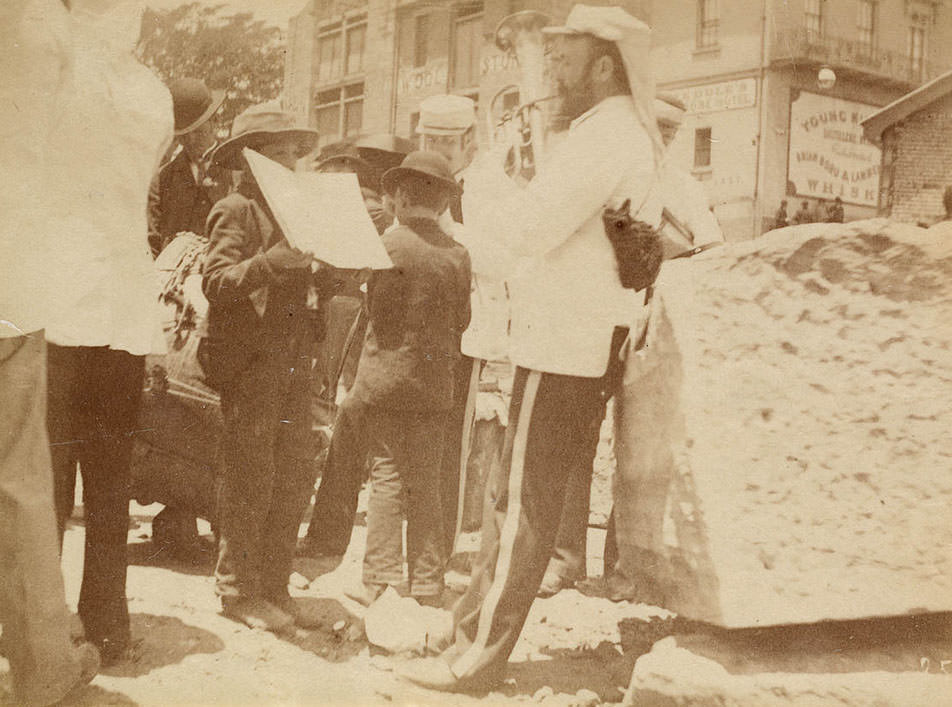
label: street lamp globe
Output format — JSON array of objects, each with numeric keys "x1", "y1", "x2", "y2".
[{"x1": 817, "y1": 66, "x2": 836, "y2": 90}]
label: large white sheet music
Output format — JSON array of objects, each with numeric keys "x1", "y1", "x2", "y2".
[{"x1": 243, "y1": 148, "x2": 393, "y2": 270}]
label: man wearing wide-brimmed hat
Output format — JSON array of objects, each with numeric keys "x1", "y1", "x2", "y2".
[
  {"x1": 398, "y1": 4, "x2": 663, "y2": 692},
  {"x1": 200, "y1": 101, "x2": 337, "y2": 633},
  {"x1": 147, "y1": 77, "x2": 225, "y2": 258},
  {"x1": 343, "y1": 151, "x2": 471, "y2": 608}
]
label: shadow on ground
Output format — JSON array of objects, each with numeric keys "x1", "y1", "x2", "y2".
[
  {"x1": 100, "y1": 613, "x2": 224, "y2": 679},
  {"x1": 503, "y1": 641, "x2": 637, "y2": 703},
  {"x1": 126, "y1": 537, "x2": 217, "y2": 577}
]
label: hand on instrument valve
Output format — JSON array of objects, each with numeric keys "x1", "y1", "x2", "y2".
[{"x1": 265, "y1": 240, "x2": 313, "y2": 271}]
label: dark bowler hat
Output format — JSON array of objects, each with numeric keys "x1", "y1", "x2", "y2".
[
  {"x1": 355, "y1": 134, "x2": 415, "y2": 174},
  {"x1": 314, "y1": 141, "x2": 374, "y2": 174},
  {"x1": 381, "y1": 151, "x2": 460, "y2": 196},
  {"x1": 169, "y1": 78, "x2": 226, "y2": 136},
  {"x1": 210, "y1": 101, "x2": 320, "y2": 170}
]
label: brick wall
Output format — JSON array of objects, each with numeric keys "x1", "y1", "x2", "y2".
[{"x1": 888, "y1": 92, "x2": 952, "y2": 225}]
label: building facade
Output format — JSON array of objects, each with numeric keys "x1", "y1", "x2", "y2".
[
  {"x1": 862, "y1": 70, "x2": 952, "y2": 224},
  {"x1": 284, "y1": 0, "x2": 952, "y2": 239}
]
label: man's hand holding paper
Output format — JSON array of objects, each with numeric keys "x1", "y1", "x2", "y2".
[{"x1": 265, "y1": 240, "x2": 313, "y2": 271}]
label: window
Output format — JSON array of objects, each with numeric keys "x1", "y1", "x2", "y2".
[
  {"x1": 414, "y1": 14, "x2": 429, "y2": 68},
  {"x1": 452, "y1": 4, "x2": 483, "y2": 90},
  {"x1": 317, "y1": 25, "x2": 342, "y2": 84},
  {"x1": 908, "y1": 25, "x2": 926, "y2": 79},
  {"x1": 804, "y1": 0, "x2": 823, "y2": 41},
  {"x1": 346, "y1": 23, "x2": 365, "y2": 75},
  {"x1": 314, "y1": 83, "x2": 364, "y2": 145},
  {"x1": 696, "y1": 0, "x2": 718, "y2": 49},
  {"x1": 316, "y1": 15, "x2": 367, "y2": 85},
  {"x1": 694, "y1": 127, "x2": 712, "y2": 169},
  {"x1": 857, "y1": 0, "x2": 876, "y2": 53}
]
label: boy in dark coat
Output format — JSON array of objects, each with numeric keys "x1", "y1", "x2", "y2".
[{"x1": 347, "y1": 151, "x2": 472, "y2": 607}]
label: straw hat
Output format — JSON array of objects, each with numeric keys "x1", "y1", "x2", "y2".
[{"x1": 210, "y1": 101, "x2": 319, "y2": 169}]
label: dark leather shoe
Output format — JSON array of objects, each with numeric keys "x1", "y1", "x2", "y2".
[
  {"x1": 221, "y1": 597, "x2": 295, "y2": 634},
  {"x1": 268, "y1": 596, "x2": 326, "y2": 630}
]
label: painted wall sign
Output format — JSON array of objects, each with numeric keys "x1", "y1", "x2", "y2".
[
  {"x1": 788, "y1": 90, "x2": 881, "y2": 207},
  {"x1": 671, "y1": 78, "x2": 757, "y2": 114},
  {"x1": 398, "y1": 58, "x2": 448, "y2": 96}
]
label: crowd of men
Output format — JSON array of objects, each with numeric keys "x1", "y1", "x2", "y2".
[
  {"x1": 774, "y1": 196, "x2": 845, "y2": 228},
  {"x1": 0, "y1": 1, "x2": 726, "y2": 702}
]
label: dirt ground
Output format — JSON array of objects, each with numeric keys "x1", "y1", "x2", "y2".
[
  {"x1": 6, "y1": 499, "x2": 664, "y2": 707},
  {"x1": 1, "y1": 409, "x2": 670, "y2": 707}
]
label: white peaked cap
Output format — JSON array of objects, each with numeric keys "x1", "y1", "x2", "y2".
[
  {"x1": 544, "y1": 4, "x2": 664, "y2": 162},
  {"x1": 416, "y1": 94, "x2": 477, "y2": 135}
]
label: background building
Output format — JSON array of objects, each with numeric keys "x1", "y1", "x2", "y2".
[
  {"x1": 862, "y1": 70, "x2": 952, "y2": 225},
  {"x1": 285, "y1": 0, "x2": 952, "y2": 239}
]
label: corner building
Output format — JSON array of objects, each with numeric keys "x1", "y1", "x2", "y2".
[{"x1": 285, "y1": 0, "x2": 952, "y2": 240}]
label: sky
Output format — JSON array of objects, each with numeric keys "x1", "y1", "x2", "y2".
[{"x1": 145, "y1": 0, "x2": 308, "y2": 29}]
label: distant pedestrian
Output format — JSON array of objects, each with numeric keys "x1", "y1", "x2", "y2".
[
  {"x1": 792, "y1": 200, "x2": 813, "y2": 225},
  {"x1": 826, "y1": 196, "x2": 844, "y2": 223},
  {"x1": 774, "y1": 199, "x2": 788, "y2": 229}
]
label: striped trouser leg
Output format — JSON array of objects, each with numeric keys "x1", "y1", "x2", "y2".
[{"x1": 447, "y1": 365, "x2": 608, "y2": 684}]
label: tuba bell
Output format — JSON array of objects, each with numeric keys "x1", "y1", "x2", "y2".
[{"x1": 487, "y1": 10, "x2": 558, "y2": 181}]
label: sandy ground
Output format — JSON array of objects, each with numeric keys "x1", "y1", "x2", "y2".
[{"x1": 3, "y1": 457, "x2": 669, "y2": 707}]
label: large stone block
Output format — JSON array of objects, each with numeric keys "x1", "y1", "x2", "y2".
[{"x1": 612, "y1": 219, "x2": 952, "y2": 626}]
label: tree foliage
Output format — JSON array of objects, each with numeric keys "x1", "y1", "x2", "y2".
[{"x1": 137, "y1": 2, "x2": 286, "y2": 136}]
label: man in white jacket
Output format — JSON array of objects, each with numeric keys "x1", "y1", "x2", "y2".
[
  {"x1": 540, "y1": 92, "x2": 724, "y2": 598},
  {"x1": 397, "y1": 4, "x2": 663, "y2": 692}
]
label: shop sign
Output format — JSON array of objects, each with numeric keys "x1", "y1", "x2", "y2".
[
  {"x1": 481, "y1": 46, "x2": 520, "y2": 77},
  {"x1": 398, "y1": 58, "x2": 448, "y2": 96},
  {"x1": 671, "y1": 78, "x2": 757, "y2": 114},
  {"x1": 788, "y1": 91, "x2": 881, "y2": 207}
]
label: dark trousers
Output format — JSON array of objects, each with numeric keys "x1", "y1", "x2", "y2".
[
  {"x1": 440, "y1": 354, "x2": 481, "y2": 556},
  {"x1": 303, "y1": 354, "x2": 480, "y2": 559},
  {"x1": 301, "y1": 394, "x2": 369, "y2": 556},
  {"x1": 47, "y1": 344, "x2": 144, "y2": 649},
  {"x1": 363, "y1": 407, "x2": 447, "y2": 596},
  {"x1": 215, "y1": 347, "x2": 316, "y2": 601},
  {"x1": 444, "y1": 331, "x2": 624, "y2": 684},
  {"x1": 545, "y1": 450, "x2": 595, "y2": 582}
]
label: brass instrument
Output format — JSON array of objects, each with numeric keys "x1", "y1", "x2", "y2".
[{"x1": 487, "y1": 10, "x2": 557, "y2": 180}]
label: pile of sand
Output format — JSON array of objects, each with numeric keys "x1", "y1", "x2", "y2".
[{"x1": 613, "y1": 218, "x2": 952, "y2": 626}]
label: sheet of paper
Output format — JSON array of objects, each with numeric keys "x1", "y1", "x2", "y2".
[{"x1": 243, "y1": 148, "x2": 392, "y2": 270}]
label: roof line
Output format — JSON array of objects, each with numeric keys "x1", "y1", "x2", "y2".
[{"x1": 861, "y1": 69, "x2": 952, "y2": 144}]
